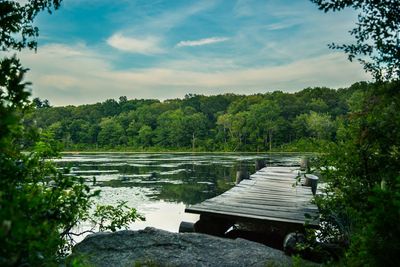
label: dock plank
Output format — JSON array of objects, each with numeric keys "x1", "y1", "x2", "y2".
[{"x1": 185, "y1": 166, "x2": 319, "y2": 227}]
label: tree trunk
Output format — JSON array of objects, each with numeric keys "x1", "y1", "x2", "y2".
[
  {"x1": 192, "y1": 132, "x2": 195, "y2": 151},
  {"x1": 269, "y1": 130, "x2": 273, "y2": 151},
  {"x1": 223, "y1": 127, "x2": 227, "y2": 145}
]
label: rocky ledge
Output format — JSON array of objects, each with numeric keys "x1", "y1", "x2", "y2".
[{"x1": 69, "y1": 227, "x2": 301, "y2": 266}]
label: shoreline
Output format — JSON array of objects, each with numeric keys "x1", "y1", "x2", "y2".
[{"x1": 60, "y1": 151, "x2": 318, "y2": 154}]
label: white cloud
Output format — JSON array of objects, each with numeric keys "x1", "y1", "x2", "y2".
[
  {"x1": 107, "y1": 33, "x2": 163, "y2": 55},
  {"x1": 146, "y1": 1, "x2": 217, "y2": 31},
  {"x1": 265, "y1": 21, "x2": 298, "y2": 31},
  {"x1": 16, "y1": 43, "x2": 371, "y2": 106},
  {"x1": 177, "y1": 37, "x2": 229, "y2": 47},
  {"x1": 233, "y1": 0, "x2": 255, "y2": 18}
]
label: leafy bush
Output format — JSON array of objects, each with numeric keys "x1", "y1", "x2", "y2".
[
  {"x1": 315, "y1": 81, "x2": 400, "y2": 265},
  {"x1": 0, "y1": 2, "x2": 143, "y2": 265},
  {"x1": 0, "y1": 56, "x2": 144, "y2": 267}
]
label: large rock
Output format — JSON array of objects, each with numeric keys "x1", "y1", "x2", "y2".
[{"x1": 69, "y1": 227, "x2": 296, "y2": 266}]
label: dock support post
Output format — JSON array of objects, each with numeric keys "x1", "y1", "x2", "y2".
[
  {"x1": 194, "y1": 215, "x2": 233, "y2": 237},
  {"x1": 236, "y1": 161, "x2": 249, "y2": 184},
  {"x1": 255, "y1": 159, "x2": 266, "y2": 171},
  {"x1": 283, "y1": 232, "x2": 306, "y2": 255},
  {"x1": 179, "y1": 221, "x2": 195, "y2": 233},
  {"x1": 303, "y1": 174, "x2": 319, "y2": 195},
  {"x1": 300, "y1": 156, "x2": 309, "y2": 172},
  {"x1": 236, "y1": 169, "x2": 249, "y2": 184}
]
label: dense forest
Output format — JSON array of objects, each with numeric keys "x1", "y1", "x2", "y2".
[{"x1": 29, "y1": 82, "x2": 369, "y2": 152}]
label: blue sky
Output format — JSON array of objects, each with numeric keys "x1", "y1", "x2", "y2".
[{"x1": 16, "y1": 0, "x2": 370, "y2": 106}]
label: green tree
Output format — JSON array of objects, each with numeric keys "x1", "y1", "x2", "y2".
[
  {"x1": 305, "y1": 111, "x2": 334, "y2": 140},
  {"x1": 311, "y1": 0, "x2": 400, "y2": 265},
  {"x1": 155, "y1": 109, "x2": 187, "y2": 147},
  {"x1": 48, "y1": 121, "x2": 65, "y2": 141},
  {"x1": 0, "y1": 1, "x2": 142, "y2": 265},
  {"x1": 69, "y1": 119, "x2": 91, "y2": 144},
  {"x1": 199, "y1": 94, "x2": 232, "y2": 122},
  {"x1": 101, "y1": 99, "x2": 120, "y2": 117},
  {"x1": 134, "y1": 104, "x2": 162, "y2": 129},
  {"x1": 98, "y1": 117, "x2": 126, "y2": 147},
  {"x1": 216, "y1": 113, "x2": 233, "y2": 147},
  {"x1": 292, "y1": 113, "x2": 310, "y2": 140},
  {"x1": 183, "y1": 112, "x2": 208, "y2": 151},
  {"x1": 308, "y1": 98, "x2": 328, "y2": 113},
  {"x1": 230, "y1": 111, "x2": 249, "y2": 151},
  {"x1": 137, "y1": 125, "x2": 154, "y2": 147},
  {"x1": 311, "y1": 0, "x2": 400, "y2": 80},
  {"x1": 317, "y1": 82, "x2": 400, "y2": 265},
  {"x1": 32, "y1": 97, "x2": 51, "y2": 109},
  {"x1": 0, "y1": 0, "x2": 62, "y2": 51},
  {"x1": 248, "y1": 100, "x2": 281, "y2": 151}
]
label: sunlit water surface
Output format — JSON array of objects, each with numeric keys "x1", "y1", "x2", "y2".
[{"x1": 55, "y1": 153, "x2": 302, "y2": 236}]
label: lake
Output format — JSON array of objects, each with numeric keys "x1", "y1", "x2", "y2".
[{"x1": 55, "y1": 153, "x2": 303, "y2": 233}]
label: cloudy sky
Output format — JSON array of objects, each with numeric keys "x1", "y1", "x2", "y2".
[{"x1": 16, "y1": 0, "x2": 370, "y2": 106}]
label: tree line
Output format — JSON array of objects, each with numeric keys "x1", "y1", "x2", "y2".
[{"x1": 28, "y1": 83, "x2": 369, "y2": 152}]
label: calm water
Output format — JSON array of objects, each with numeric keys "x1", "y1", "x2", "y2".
[{"x1": 55, "y1": 153, "x2": 303, "y2": 233}]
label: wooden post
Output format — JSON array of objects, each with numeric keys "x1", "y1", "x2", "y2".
[
  {"x1": 283, "y1": 232, "x2": 305, "y2": 255},
  {"x1": 236, "y1": 162, "x2": 249, "y2": 184},
  {"x1": 300, "y1": 156, "x2": 309, "y2": 172},
  {"x1": 304, "y1": 174, "x2": 319, "y2": 195},
  {"x1": 236, "y1": 170, "x2": 249, "y2": 184},
  {"x1": 255, "y1": 159, "x2": 266, "y2": 171},
  {"x1": 179, "y1": 221, "x2": 195, "y2": 233},
  {"x1": 194, "y1": 215, "x2": 233, "y2": 237}
]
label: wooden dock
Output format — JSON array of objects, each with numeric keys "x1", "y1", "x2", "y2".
[{"x1": 185, "y1": 166, "x2": 319, "y2": 237}]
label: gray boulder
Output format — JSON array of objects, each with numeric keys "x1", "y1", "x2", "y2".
[{"x1": 69, "y1": 227, "x2": 297, "y2": 267}]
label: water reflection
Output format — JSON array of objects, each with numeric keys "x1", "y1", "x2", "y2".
[{"x1": 56, "y1": 153, "x2": 302, "y2": 232}]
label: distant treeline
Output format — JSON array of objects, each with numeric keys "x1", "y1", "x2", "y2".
[{"x1": 27, "y1": 82, "x2": 371, "y2": 152}]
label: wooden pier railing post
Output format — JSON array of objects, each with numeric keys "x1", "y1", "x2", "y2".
[
  {"x1": 255, "y1": 159, "x2": 266, "y2": 171},
  {"x1": 300, "y1": 156, "x2": 309, "y2": 172},
  {"x1": 236, "y1": 161, "x2": 249, "y2": 184},
  {"x1": 303, "y1": 174, "x2": 319, "y2": 195},
  {"x1": 236, "y1": 169, "x2": 249, "y2": 184},
  {"x1": 179, "y1": 221, "x2": 195, "y2": 233},
  {"x1": 194, "y1": 215, "x2": 233, "y2": 237},
  {"x1": 283, "y1": 232, "x2": 306, "y2": 255}
]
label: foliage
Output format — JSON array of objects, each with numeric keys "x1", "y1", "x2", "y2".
[
  {"x1": 32, "y1": 97, "x2": 51, "y2": 108},
  {"x1": 0, "y1": 151, "x2": 96, "y2": 265},
  {"x1": 307, "y1": 1, "x2": 400, "y2": 264},
  {"x1": 0, "y1": 56, "x2": 32, "y2": 149},
  {"x1": 315, "y1": 81, "x2": 400, "y2": 265},
  {"x1": 311, "y1": 0, "x2": 400, "y2": 80},
  {"x1": 28, "y1": 86, "x2": 361, "y2": 152},
  {"x1": 0, "y1": 1, "x2": 143, "y2": 266},
  {"x1": 90, "y1": 201, "x2": 145, "y2": 232},
  {"x1": 0, "y1": 0, "x2": 62, "y2": 51}
]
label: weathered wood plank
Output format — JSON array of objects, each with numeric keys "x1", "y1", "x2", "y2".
[
  {"x1": 225, "y1": 189, "x2": 313, "y2": 199},
  {"x1": 185, "y1": 166, "x2": 319, "y2": 227},
  {"x1": 188, "y1": 205, "x2": 309, "y2": 222},
  {"x1": 187, "y1": 205, "x2": 319, "y2": 226},
  {"x1": 196, "y1": 199, "x2": 315, "y2": 212},
  {"x1": 234, "y1": 184, "x2": 311, "y2": 193},
  {"x1": 220, "y1": 193, "x2": 313, "y2": 202},
  {"x1": 200, "y1": 199, "x2": 318, "y2": 213},
  {"x1": 186, "y1": 208, "x2": 312, "y2": 226},
  {"x1": 207, "y1": 195, "x2": 318, "y2": 209}
]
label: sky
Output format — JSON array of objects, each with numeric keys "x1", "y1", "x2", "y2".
[{"x1": 15, "y1": 0, "x2": 371, "y2": 106}]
